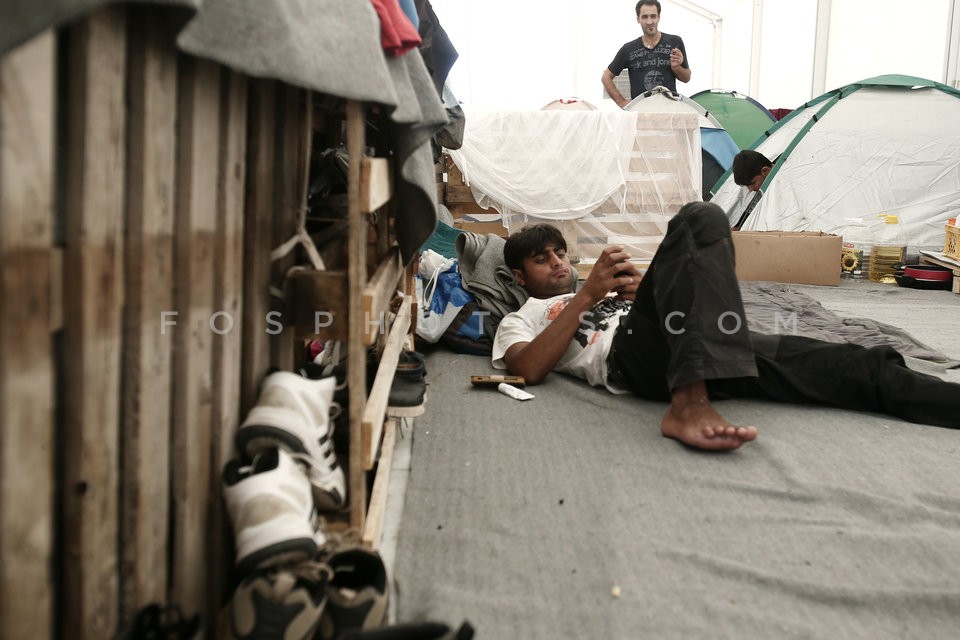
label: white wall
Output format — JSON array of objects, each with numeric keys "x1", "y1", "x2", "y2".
[
  {"x1": 825, "y1": 0, "x2": 950, "y2": 90},
  {"x1": 430, "y1": 0, "x2": 954, "y2": 111}
]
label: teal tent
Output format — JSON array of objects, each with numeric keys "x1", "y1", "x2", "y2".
[{"x1": 691, "y1": 90, "x2": 776, "y2": 150}]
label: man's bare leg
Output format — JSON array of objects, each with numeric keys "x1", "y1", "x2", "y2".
[{"x1": 661, "y1": 380, "x2": 758, "y2": 451}]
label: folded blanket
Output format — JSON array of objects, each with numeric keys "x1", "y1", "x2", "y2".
[{"x1": 455, "y1": 232, "x2": 528, "y2": 323}]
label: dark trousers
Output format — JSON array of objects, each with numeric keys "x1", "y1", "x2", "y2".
[{"x1": 607, "y1": 203, "x2": 960, "y2": 429}]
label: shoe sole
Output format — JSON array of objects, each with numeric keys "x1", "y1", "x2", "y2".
[
  {"x1": 237, "y1": 537, "x2": 318, "y2": 576},
  {"x1": 386, "y1": 391, "x2": 428, "y2": 418}
]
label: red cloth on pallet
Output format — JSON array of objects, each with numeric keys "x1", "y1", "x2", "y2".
[{"x1": 370, "y1": 0, "x2": 422, "y2": 56}]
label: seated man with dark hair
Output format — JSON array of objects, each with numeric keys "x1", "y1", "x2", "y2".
[
  {"x1": 493, "y1": 202, "x2": 959, "y2": 451},
  {"x1": 732, "y1": 149, "x2": 774, "y2": 192}
]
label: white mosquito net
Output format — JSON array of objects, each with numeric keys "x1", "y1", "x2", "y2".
[{"x1": 447, "y1": 107, "x2": 701, "y2": 267}]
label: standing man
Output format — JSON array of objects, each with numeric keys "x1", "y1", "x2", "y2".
[{"x1": 602, "y1": 1, "x2": 691, "y2": 108}]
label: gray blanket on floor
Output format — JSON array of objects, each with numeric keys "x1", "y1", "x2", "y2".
[{"x1": 392, "y1": 282, "x2": 960, "y2": 639}]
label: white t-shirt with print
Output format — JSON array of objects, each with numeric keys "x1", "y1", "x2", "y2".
[{"x1": 492, "y1": 293, "x2": 632, "y2": 393}]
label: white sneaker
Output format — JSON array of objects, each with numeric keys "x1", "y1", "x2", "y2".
[
  {"x1": 222, "y1": 448, "x2": 320, "y2": 575},
  {"x1": 236, "y1": 371, "x2": 347, "y2": 511}
]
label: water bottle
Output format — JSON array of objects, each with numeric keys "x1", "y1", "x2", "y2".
[{"x1": 868, "y1": 214, "x2": 906, "y2": 283}]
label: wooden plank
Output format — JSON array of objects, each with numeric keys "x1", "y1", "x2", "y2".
[
  {"x1": 170, "y1": 54, "x2": 221, "y2": 620},
  {"x1": 49, "y1": 247, "x2": 63, "y2": 330},
  {"x1": 288, "y1": 269, "x2": 349, "y2": 341},
  {"x1": 362, "y1": 247, "x2": 402, "y2": 345},
  {"x1": 120, "y1": 10, "x2": 177, "y2": 625},
  {"x1": 361, "y1": 157, "x2": 392, "y2": 214},
  {"x1": 360, "y1": 418, "x2": 398, "y2": 549},
  {"x1": 449, "y1": 201, "x2": 496, "y2": 217},
  {"x1": 627, "y1": 155, "x2": 690, "y2": 173},
  {"x1": 270, "y1": 85, "x2": 306, "y2": 371},
  {"x1": 562, "y1": 219, "x2": 665, "y2": 240},
  {"x1": 361, "y1": 296, "x2": 412, "y2": 470},
  {"x1": 207, "y1": 67, "x2": 248, "y2": 631},
  {"x1": 446, "y1": 184, "x2": 478, "y2": 205},
  {"x1": 452, "y1": 219, "x2": 509, "y2": 238},
  {"x1": 240, "y1": 80, "x2": 277, "y2": 414},
  {"x1": 0, "y1": 28, "x2": 56, "y2": 640},
  {"x1": 634, "y1": 112, "x2": 699, "y2": 130},
  {"x1": 61, "y1": 9, "x2": 127, "y2": 638},
  {"x1": 346, "y1": 100, "x2": 368, "y2": 530}
]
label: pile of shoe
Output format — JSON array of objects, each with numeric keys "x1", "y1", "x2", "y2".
[
  {"x1": 229, "y1": 536, "x2": 391, "y2": 640},
  {"x1": 223, "y1": 369, "x2": 389, "y2": 638}
]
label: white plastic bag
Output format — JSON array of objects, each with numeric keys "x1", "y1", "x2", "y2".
[{"x1": 415, "y1": 255, "x2": 472, "y2": 342}]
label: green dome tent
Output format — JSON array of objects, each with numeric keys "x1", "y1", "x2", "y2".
[
  {"x1": 710, "y1": 75, "x2": 960, "y2": 253},
  {"x1": 690, "y1": 89, "x2": 777, "y2": 150}
]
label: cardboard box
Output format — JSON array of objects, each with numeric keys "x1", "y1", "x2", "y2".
[{"x1": 732, "y1": 231, "x2": 842, "y2": 286}]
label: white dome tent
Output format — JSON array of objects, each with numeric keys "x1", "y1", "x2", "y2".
[{"x1": 710, "y1": 74, "x2": 960, "y2": 253}]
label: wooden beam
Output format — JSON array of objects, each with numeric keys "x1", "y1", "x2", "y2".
[
  {"x1": 361, "y1": 418, "x2": 398, "y2": 549},
  {"x1": 270, "y1": 85, "x2": 306, "y2": 371},
  {"x1": 346, "y1": 100, "x2": 368, "y2": 530},
  {"x1": 120, "y1": 9, "x2": 177, "y2": 625},
  {"x1": 362, "y1": 246, "x2": 402, "y2": 345},
  {"x1": 240, "y1": 80, "x2": 277, "y2": 414},
  {"x1": 207, "y1": 66, "x2": 248, "y2": 635},
  {"x1": 170, "y1": 54, "x2": 221, "y2": 620},
  {"x1": 61, "y1": 9, "x2": 127, "y2": 638},
  {"x1": 0, "y1": 28, "x2": 56, "y2": 640},
  {"x1": 360, "y1": 157, "x2": 392, "y2": 214},
  {"x1": 361, "y1": 296, "x2": 411, "y2": 470}
]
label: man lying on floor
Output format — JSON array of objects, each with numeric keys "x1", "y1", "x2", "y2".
[{"x1": 492, "y1": 201, "x2": 960, "y2": 451}]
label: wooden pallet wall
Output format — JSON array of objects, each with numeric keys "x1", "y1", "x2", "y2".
[{"x1": 0, "y1": 5, "x2": 308, "y2": 637}]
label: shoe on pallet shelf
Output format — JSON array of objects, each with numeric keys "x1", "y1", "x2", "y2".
[
  {"x1": 236, "y1": 371, "x2": 346, "y2": 511},
  {"x1": 230, "y1": 560, "x2": 333, "y2": 640},
  {"x1": 317, "y1": 545, "x2": 390, "y2": 640},
  {"x1": 223, "y1": 448, "x2": 320, "y2": 575},
  {"x1": 303, "y1": 347, "x2": 428, "y2": 418},
  {"x1": 386, "y1": 350, "x2": 428, "y2": 418}
]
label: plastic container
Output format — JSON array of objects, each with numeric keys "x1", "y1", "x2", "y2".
[
  {"x1": 868, "y1": 214, "x2": 906, "y2": 283},
  {"x1": 840, "y1": 241, "x2": 866, "y2": 278}
]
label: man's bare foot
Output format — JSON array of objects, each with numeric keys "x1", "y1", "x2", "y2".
[{"x1": 661, "y1": 380, "x2": 758, "y2": 451}]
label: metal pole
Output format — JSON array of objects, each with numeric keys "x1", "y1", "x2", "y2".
[
  {"x1": 811, "y1": 0, "x2": 832, "y2": 98},
  {"x1": 749, "y1": 0, "x2": 763, "y2": 97},
  {"x1": 945, "y1": 0, "x2": 960, "y2": 89}
]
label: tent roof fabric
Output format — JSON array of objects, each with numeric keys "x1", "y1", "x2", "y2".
[
  {"x1": 710, "y1": 75, "x2": 960, "y2": 252},
  {"x1": 690, "y1": 89, "x2": 776, "y2": 150}
]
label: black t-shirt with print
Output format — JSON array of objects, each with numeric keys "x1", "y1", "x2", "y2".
[{"x1": 607, "y1": 33, "x2": 689, "y2": 97}]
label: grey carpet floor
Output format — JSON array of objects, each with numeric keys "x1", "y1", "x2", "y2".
[{"x1": 392, "y1": 280, "x2": 960, "y2": 639}]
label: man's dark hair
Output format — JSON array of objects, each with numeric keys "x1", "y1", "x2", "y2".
[
  {"x1": 732, "y1": 150, "x2": 773, "y2": 186},
  {"x1": 636, "y1": 1, "x2": 661, "y2": 16},
  {"x1": 503, "y1": 224, "x2": 567, "y2": 271}
]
